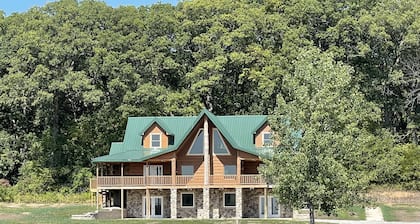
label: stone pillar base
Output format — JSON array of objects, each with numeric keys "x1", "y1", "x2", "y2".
[
  {"x1": 202, "y1": 188, "x2": 210, "y2": 219},
  {"x1": 170, "y1": 188, "x2": 177, "y2": 219},
  {"x1": 236, "y1": 188, "x2": 242, "y2": 218}
]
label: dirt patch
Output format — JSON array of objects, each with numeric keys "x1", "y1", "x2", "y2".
[
  {"x1": 369, "y1": 190, "x2": 420, "y2": 204},
  {"x1": 0, "y1": 213, "x2": 22, "y2": 220},
  {"x1": 0, "y1": 203, "x2": 70, "y2": 208}
]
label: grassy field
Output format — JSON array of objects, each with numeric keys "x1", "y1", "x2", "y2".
[
  {"x1": 315, "y1": 206, "x2": 366, "y2": 220},
  {"x1": 380, "y1": 204, "x2": 420, "y2": 222},
  {"x1": 0, "y1": 203, "x2": 308, "y2": 224}
]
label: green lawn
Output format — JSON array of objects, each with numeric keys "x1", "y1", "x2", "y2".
[
  {"x1": 0, "y1": 203, "x2": 310, "y2": 224},
  {"x1": 315, "y1": 206, "x2": 366, "y2": 220},
  {"x1": 380, "y1": 204, "x2": 420, "y2": 222}
]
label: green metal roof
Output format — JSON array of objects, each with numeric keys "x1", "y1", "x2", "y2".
[{"x1": 92, "y1": 109, "x2": 269, "y2": 163}]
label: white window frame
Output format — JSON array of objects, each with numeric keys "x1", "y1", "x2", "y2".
[
  {"x1": 212, "y1": 128, "x2": 230, "y2": 155},
  {"x1": 181, "y1": 192, "x2": 195, "y2": 208},
  {"x1": 223, "y1": 192, "x2": 236, "y2": 207},
  {"x1": 259, "y1": 196, "x2": 281, "y2": 218},
  {"x1": 150, "y1": 133, "x2": 161, "y2": 148},
  {"x1": 144, "y1": 165, "x2": 163, "y2": 176},
  {"x1": 262, "y1": 132, "x2": 272, "y2": 146},
  {"x1": 181, "y1": 165, "x2": 194, "y2": 176},
  {"x1": 142, "y1": 196, "x2": 164, "y2": 218},
  {"x1": 187, "y1": 128, "x2": 204, "y2": 155}
]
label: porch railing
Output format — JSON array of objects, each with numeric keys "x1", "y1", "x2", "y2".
[
  {"x1": 146, "y1": 176, "x2": 172, "y2": 185},
  {"x1": 240, "y1": 174, "x2": 266, "y2": 185},
  {"x1": 91, "y1": 174, "x2": 266, "y2": 189},
  {"x1": 176, "y1": 175, "x2": 193, "y2": 185}
]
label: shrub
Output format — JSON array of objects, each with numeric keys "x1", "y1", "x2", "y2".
[{"x1": 0, "y1": 186, "x2": 15, "y2": 202}]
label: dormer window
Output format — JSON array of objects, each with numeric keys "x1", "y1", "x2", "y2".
[
  {"x1": 262, "y1": 132, "x2": 272, "y2": 146},
  {"x1": 151, "y1": 133, "x2": 161, "y2": 148}
]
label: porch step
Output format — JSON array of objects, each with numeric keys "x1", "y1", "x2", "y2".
[{"x1": 71, "y1": 211, "x2": 97, "y2": 220}]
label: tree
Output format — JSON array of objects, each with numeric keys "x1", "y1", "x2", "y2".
[{"x1": 261, "y1": 48, "x2": 383, "y2": 224}]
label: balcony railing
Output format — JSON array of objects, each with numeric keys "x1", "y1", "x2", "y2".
[
  {"x1": 90, "y1": 174, "x2": 266, "y2": 189},
  {"x1": 240, "y1": 174, "x2": 266, "y2": 185},
  {"x1": 147, "y1": 176, "x2": 171, "y2": 185},
  {"x1": 176, "y1": 175, "x2": 193, "y2": 185}
]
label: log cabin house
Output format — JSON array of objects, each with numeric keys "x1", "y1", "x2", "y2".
[{"x1": 90, "y1": 109, "x2": 292, "y2": 219}]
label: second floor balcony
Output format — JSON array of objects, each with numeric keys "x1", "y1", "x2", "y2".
[{"x1": 90, "y1": 174, "x2": 267, "y2": 190}]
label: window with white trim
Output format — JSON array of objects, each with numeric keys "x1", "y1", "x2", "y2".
[
  {"x1": 150, "y1": 133, "x2": 161, "y2": 148},
  {"x1": 181, "y1": 193, "x2": 194, "y2": 207},
  {"x1": 212, "y1": 129, "x2": 229, "y2": 155},
  {"x1": 262, "y1": 132, "x2": 272, "y2": 146},
  {"x1": 181, "y1": 165, "x2": 194, "y2": 175},
  {"x1": 224, "y1": 192, "x2": 235, "y2": 207},
  {"x1": 187, "y1": 129, "x2": 204, "y2": 155}
]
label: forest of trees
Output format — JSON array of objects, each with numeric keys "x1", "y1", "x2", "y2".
[{"x1": 0, "y1": 0, "x2": 418, "y2": 193}]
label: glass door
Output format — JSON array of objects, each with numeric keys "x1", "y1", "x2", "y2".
[
  {"x1": 259, "y1": 196, "x2": 280, "y2": 218},
  {"x1": 143, "y1": 196, "x2": 163, "y2": 218}
]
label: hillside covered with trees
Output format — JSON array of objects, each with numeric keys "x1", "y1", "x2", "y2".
[{"x1": 0, "y1": 0, "x2": 418, "y2": 194}]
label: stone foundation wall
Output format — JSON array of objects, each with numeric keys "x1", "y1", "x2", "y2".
[
  {"x1": 126, "y1": 189, "x2": 144, "y2": 218},
  {"x1": 243, "y1": 188, "x2": 263, "y2": 218},
  {"x1": 177, "y1": 189, "x2": 203, "y2": 218},
  {"x1": 209, "y1": 188, "x2": 236, "y2": 218},
  {"x1": 126, "y1": 189, "x2": 170, "y2": 218}
]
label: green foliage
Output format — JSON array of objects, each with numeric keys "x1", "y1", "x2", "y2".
[
  {"x1": 0, "y1": 0, "x2": 417, "y2": 194},
  {"x1": 71, "y1": 167, "x2": 93, "y2": 193},
  {"x1": 15, "y1": 161, "x2": 54, "y2": 194},
  {"x1": 262, "y1": 48, "x2": 382, "y2": 223},
  {"x1": 394, "y1": 144, "x2": 420, "y2": 190},
  {"x1": 0, "y1": 186, "x2": 16, "y2": 202}
]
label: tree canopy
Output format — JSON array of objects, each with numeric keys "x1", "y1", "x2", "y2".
[{"x1": 0, "y1": 0, "x2": 418, "y2": 195}]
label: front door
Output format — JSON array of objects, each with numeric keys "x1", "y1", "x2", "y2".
[
  {"x1": 259, "y1": 196, "x2": 280, "y2": 218},
  {"x1": 143, "y1": 196, "x2": 163, "y2": 218}
]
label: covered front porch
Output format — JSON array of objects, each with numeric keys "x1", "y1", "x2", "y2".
[{"x1": 94, "y1": 187, "x2": 293, "y2": 219}]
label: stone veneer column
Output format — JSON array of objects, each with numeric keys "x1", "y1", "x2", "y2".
[
  {"x1": 202, "y1": 188, "x2": 210, "y2": 219},
  {"x1": 170, "y1": 188, "x2": 177, "y2": 219},
  {"x1": 235, "y1": 188, "x2": 242, "y2": 218}
]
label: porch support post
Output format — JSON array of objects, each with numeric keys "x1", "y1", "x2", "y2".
[
  {"x1": 203, "y1": 117, "x2": 210, "y2": 219},
  {"x1": 170, "y1": 188, "x2": 177, "y2": 219},
  {"x1": 121, "y1": 163, "x2": 124, "y2": 219},
  {"x1": 203, "y1": 117, "x2": 209, "y2": 186},
  {"x1": 236, "y1": 155, "x2": 241, "y2": 184},
  {"x1": 146, "y1": 188, "x2": 151, "y2": 218},
  {"x1": 171, "y1": 157, "x2": 176, "y2": 185},
  {"x1": 96, "y1": 164, "x2": 99, "y2": 210},
  {"x1": 120, "y1": 189, "x2": 124, "y2": 219},
  {"x1": 235, "y1": 187, "x2": 242, "y2": 218},
  {"x1": 202, "y1": 188, "x2": 210, "y2": 219},
  {"x1": 264, "y1": 187, "x2": 268, "y2": 219}
]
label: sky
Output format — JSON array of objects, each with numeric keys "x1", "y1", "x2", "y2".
[{"x1": 0, "y1": 0, "x2": 179, "y2": 16}]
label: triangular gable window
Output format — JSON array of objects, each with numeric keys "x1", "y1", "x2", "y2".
[
  {"x1": 188, "y1": 129, "x2": 204, "y2": 155},
  {"x1": 213, "y1": 129, "x2": 229, "y2": 155}
]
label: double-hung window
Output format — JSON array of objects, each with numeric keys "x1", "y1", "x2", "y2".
[
  {"x1": 151, "y1": 133, "x2": 161, "y2": 148},
  {"x1": 262, "y1": 132, "x2": 272, "y2": 146}
]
